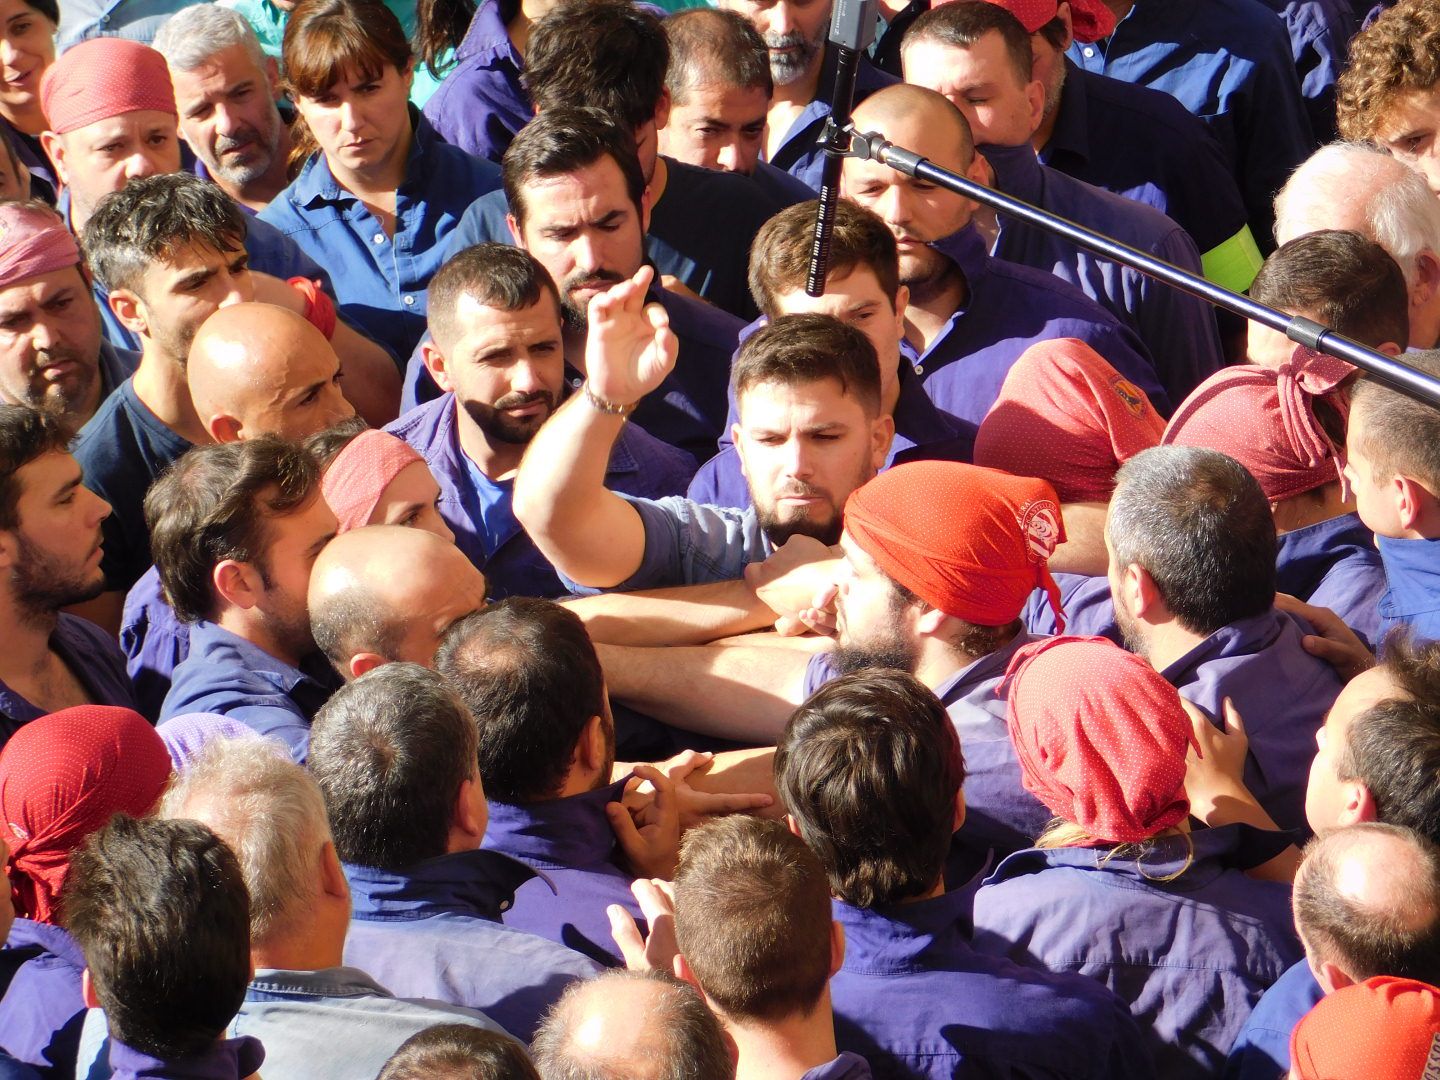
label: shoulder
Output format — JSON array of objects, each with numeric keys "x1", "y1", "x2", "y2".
[{"x1": 660, "y1": 289, "x2": 745, "y2": 347}]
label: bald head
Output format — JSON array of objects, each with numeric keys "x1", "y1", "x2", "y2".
[
  {"x1": 531, "y1": 971, "x2": 734, "y2": 1080},
  {"x1": 1294, "y1": 822, "x2": 1440, "y2": 989},
  {"x1": 308, "y1": 526, "x2": 488, "y2": 681},
  {"x1": 188, "y1": 303, "x2": 355, "y2": 443},
  {"x1": 849, "y1": 84, "x2": 975, "y2": 171}
]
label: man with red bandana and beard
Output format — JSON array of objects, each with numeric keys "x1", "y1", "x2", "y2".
[{"x1": 388, "y1": 242, "x2": 696, "y2": 599}]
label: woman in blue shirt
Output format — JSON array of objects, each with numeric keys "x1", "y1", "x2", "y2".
[{"x1": 259, "y1": 0, "x2": 500, "y2": 361}]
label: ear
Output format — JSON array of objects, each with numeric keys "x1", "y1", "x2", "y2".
[
  {"x1": 784, "y1": 813, "x2": 802, "y2": 840},
  {"x1": 1316, "y1": 959, "x2": 1355, "y2": 994},
  {"x1": 654, "y1": 87, "x2": 672, "y2": 132},
  {"x1": 1395, "y1": 474, "x2": 1436, "y2": 532},
  {"x1": 870, "y1": 413, "x2": 895, "y2": 469},
  {"x1": 400, "y1": 59, "x2": 415, "y2": 95},
  {"x1": 1120, "y1": 562, "x2": 1161, "y2": 621},
  {"x1": 347, "y1": 652, "x2": 386, "y2": 680},
  {"x1": 0, "y1": 527, "x2": 18, "y2": 572},
  {"x1": 1378, "y1": 341, "x2": 1403, "y2": 358},
  {"x1": 674, "y1": 953, "x2": 703, "y2": 994},
  {"x1": 1053, "y1": 2, "x2": 1076, "y2": 49},
  {"x1": 81, "y1": 968, "x2": 100, "y2": 1009},
  {"x1": 575, "y1": 713, "x2": 607, "y2": 776},
  {"x1": 828, "y1": 920, "x2": 846, "y2": 978},
  {"x1": 506, "y1": 213, "x2": 522, "y2": 247},
  {"x1": 914, "y1": 604, "x2": 948, "y2": 638},
  {"x1": 265, "y1": 56, "x2": 283, "y2": 99},
  {"x1": 319, "y1": 840, "x2": 349, "y2": 901},
  {"x1": 39, "y1": 130, "x2": 67, "y2": 186},
  {"x1": 107, "y1": 287, "x2": 150, "y2": 337},
  {"x1": 640, "y1": 180, "x2": 653, "y2": 235},
  {"x1": 1336, "y1": 781, "x2": 1378, "y2": 826},
  {"x1": 1024, "y1": 78, "x2": 1045, "y2": 132},
  {"x1": 452, "y1": 773, "x2": 487, "y2": 845},
  {"x1": 212, "y1": 558, "x2": 265, "y2": 612},
  {"x1": 892, "y1": 284, "x2": 910, "y2": 327},
  {"x1": 208, "y1": 413, "x2": 244, "y2": 445},
  {"x1": 731, "y1": 421, "x2": 750, "y2": 482},
  {"x1": 420, "y1": 338, "x2": 455, "y2": 395},
  {"x1": 967, "y1": 151, "x2": 992, "y2": 187}
]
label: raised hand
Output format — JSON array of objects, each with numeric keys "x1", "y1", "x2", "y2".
[{"x1": 584, "y1": 265, "x2": 679, "y2": 407}]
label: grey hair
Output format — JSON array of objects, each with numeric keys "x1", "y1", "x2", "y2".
[
  {"x1": 1275, "y1": 141, "x2": 1440, "y2": 288},
  {"x1": 160, "y1": 736, "x2": 332, "y2": 948},
  {"x1": 154, "y1": 4, "x2": 268, "y2": 73}
]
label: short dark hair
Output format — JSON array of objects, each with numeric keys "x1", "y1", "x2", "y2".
[
  {"x1": 18, "y1": 0, "x2": 58, "y2": 26},
  {"x1": 905, "y1": 1, "x2": 1033, "y2": 83},
  {"x1": 524, "y1": 0, "x2": 668, "y2": 132},
  {"x1": 1350, "y1": 350, "x2": 1440, "y2": 494},
  {"x1": 81, "y1": 173, "x2": 248, "y2": 297},
  {"x1": 428, "y1": 243, "x2": 562, "y2": 349},
  {"x1": 379, "y1": 1025, "x2": 538, "y2": 1080},
  {"x1": 0, "y1": 404, "x2": 70, "y2": 531},
  {"x1": 1035, "y1": 12, "x2": 1068, "y2": 50},
  {"x1": 146, "y1": 437, "x2": 321, "y2": 624},
  {"x1": 749, "y1": 200, "x2": 900, "y2": 316},
  {"x1": 503, "y1": 107, "x2": 647, "y2": 232},
  {"x1": 1108, "y1": 446, "x2": 1277, "y2": 636},
  {"x1": 531, "y1": 971, "x2": 733, "y2": 1080},
  {"x1": 436, "y1": 599, "x2": 606, "y2": 804},
  {"x1": 64, "y1": 815, "x2": 251, "y2": 1060},
  {"x1": 1338, "y1": 632, "x2": 1440, "y2": 844},
  {"x1": 665, "y1": 8, "x2": 772, "y2": 101},
  {"x1": 1249, "y1": 230, "x2": 1410, "y2": 349},
  {"x1": 674, "y1": 816, "x2": 832, "y2": 1022},
  {"x1": 1294, "y1": 822, "x2": 1440, "y2": 984},
  {"x1": 308, "y1": 663, "x2": 479, "y2": 871},
  {"x1": 732, "y1": 314, "x2": 882, "y2": 419},
  {"x1": 774, "y1": 670, "x2": 965, "y2": 908}
]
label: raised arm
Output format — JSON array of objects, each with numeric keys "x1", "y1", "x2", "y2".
[{"x1": 514, "y1": 266, "x2": 680, "y2": 588}]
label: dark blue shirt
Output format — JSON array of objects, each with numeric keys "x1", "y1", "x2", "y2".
[
  {"x1": 1276, "y1": 513, "x2": 1385, "y2": 650},
  {"x1": 983, "y1": 142, "x2": 1223, "y2": 406},
  {"x1": 1067, "y1": 0, "x2": 1314, "y2": 247},
  {"x1": 1, "y1": 119, "x2": 56, "y2": 205},
  {"x1": 973, "y1": 826, "x2": 1302, "y2": 1080},
  {"x1": 830, "y1": 889, "x2": 1154, "y2": 1080},
  {"x1": 1377, "y1": 534, "x2": 1440, "y2": 646},
  {"x1": 342, "y1": 848, "x2": 602, "y2": 1042},
  {"x1": 801, "y1": 1055, "x2": 872, "y2": 1080},
  {"x1": 1161, "y1": 609, "x2": 1342, "y2": 834},
  {"x1": 909, "y1": 225, "x2": 1168, "y2": 429},
  {"x1": 73, "y1": 378, "x2": 192, "y2": 593},
  {"x1": 806, "y1": 634, "x2": 1053, "y2": 857},
  {"x1": 421, "y1": 0, "x2": 529, "y2": 163},
  {"x1": 120, "y1": 566, "x2": 187, "y2": 722},
  {"x1": 1258, "y1": 0, "x2": 1357, "y2": 142},
  {"x1": 0, "y1": 615, "x2": 137, "y2": 744},
  {"x1": 752, "y1": 161, "x2": 820, "y2": 207},
  {"x1": 97, "y1": 340, "x2": 139, "y2": 402},
  {"x1": 386, "y1": 392, "x2": 696, "y2": 597},
  {"x1": 1040, "y1": 61, "x2": 1257, "y2": 281},
  {"x1": 482, "y1": 778, "x2": 643, "y2": 967},
  {"x1": 0, "y1": 919, "x2": 85, "y2": 1077},
  {"x1": 0, "y1": 1051, "x2": 38, "y2": 1080},
  {"x1": 768, "y1": 48, "x2": 897, "y2": 191},
  {"x1": 159, "y1": 621, "x2": 338, "y2": 762},
  {"x1": 106, "y1": 1037, "x2": 264, "y2": 1080},
  {"x1": 1223, "y1": 959, "x2": 1322, "y2": 1080},
  {"x1": 259, "y1": 113, "x2": 501, "y2": 362}
]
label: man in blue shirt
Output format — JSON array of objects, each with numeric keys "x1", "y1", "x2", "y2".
[
  {"x1": 392, "y1": 242, "x2": 695, "y2": 597},
  {"x1": 426, "y1": 108, "x2": 745, "y2": 460},
  {"x1": 840, "y1": 84, "x2": 1169, "y2": 427},
  {"x1": 1065, "y1": 0, "x2": 1314, "y2": 249},
  {"x1": 308, "y1": 663, "x2": 603, "y2": 1042},
  {"x1": 0, "y1": 405, "x2": 134, "y2": 745},
  {"x1": 152, "y1": 438, "x2": 341, "y2": 762},
  {"x1": 900, "y1": 3, "x2": 1223, "y2": 405},
  {"x1": 773, "y1": 669, "x2": 1153, "y2": 1080}
]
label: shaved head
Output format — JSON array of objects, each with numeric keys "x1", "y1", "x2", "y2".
[
  {"x1": 849, "y1": 84, "x2": 976, "y2": 171},
  {"x1": 188, "y1": 302, "x2": 354, "y2": 443},
  {"x1": 307, "y1": 525, "x2": 488, "y2": 680}
]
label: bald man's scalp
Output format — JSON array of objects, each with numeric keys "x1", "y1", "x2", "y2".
[
  {"x1": 188, "y1": 302, "x2": 337, "y2": 425},
  {"x1": 850, "y1": 83, "x2": 976, "y2": 168}
]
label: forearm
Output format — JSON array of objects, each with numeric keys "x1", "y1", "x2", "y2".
[
  {"x1": 597, "y1": 642, "x2": 813, "y2": 743},
  {"x1": 564, "y1": 580, "x2": 774, "y2": 646},
  {"x1": 331, "y1": 321, "x2": 401, "y2": 427},
  {"x1": 1050, "y1": 502, "x2": 1109, "y2": 577}
]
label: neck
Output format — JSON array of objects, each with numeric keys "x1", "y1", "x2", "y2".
[
  {"x1": 131, "y1": 350, "x2": 209, "y2": 444},
  {"x1": 727, "y1": 997, "x2": 840, "y2": 1080},
  {"x1": 903, "y1": 263, "x2": 968, "y2": 353},
  {"x1": 330, "y1": 123, "x2": 412, "y2": 211},
  {"x1": 649, "y1": 154, "x2": 669, "y2": 208},
  {"x1": 216, "y1": 608, "x2": 305, "y2": 670},
  {"x1": 508, "y1": 0, "x2": 554, "y2": 56},
  {"x1": 250, "y1": 925, "x2": 344, "y2": 974},
  {"x1": 2, "y1": 101, "x2": 46, "y2": 138},
  {"x1": 556, "y1": 763, "x2": 605, "y2": 800},
  {"x1": 1032, "y1": 101, "x2": 1061, "y2": 152},
  {"x1": 0, "y1": 599, "x2": 60, "y2": 675},
  {"x1": 1137, "y1": 618, "x2": 1208, "y2": 674},
  {"x1": 913, "y1": 628, "x2": 1004, "y2": 692},
  {"x1": 454, "y1": 401, "x2": 526, "y2": 481}
]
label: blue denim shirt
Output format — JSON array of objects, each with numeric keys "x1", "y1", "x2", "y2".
[
  {"x1": 806, "y1": 633, "x2": 1053, "y2": 857},
  {"x1": 1039, "y1": 62, "x2": 1256, "y2": 281},
  {"x1": 56, "y1": 0, "x2": 190, "y2": 50},
  {"x1": 910, "y1": 225, "x2": 1168, "y2": 429},
  {"x1": 483, "y1": 778, "x2": 642, "y2": 967},
  {"x1": 0, "y1": 615, "x2": 137, "y2": 746},
  {"x1": 973, "y1": 826, "x2": 1302, "y2": 1080},
  {"x1": 159, "y1": 621, "x2": 339, "y2": 762},
  {"x1": 591, "y1": 497, "x2": 768, "y2": 594},
  {"x1": 259, "y1": 113, "x2": 501, "y2": 362},
  {"x1": 421, "y1": 0, "x2": 529, "y2": 163},
  {"x1": 386, "y1": 393, "x2": 696, "y2": 598},
  {"x1": 1257, "y1": 0, "x2": 1357, "y2": 142},
  {"x1": 1162, "y1": 609, "x2": 1343, "y2": 833},
  {"x1": 768, "y1": 48, "x2": 897, "y2": 191},
  {"x1": 1066, "y1": 0, "x2": 1314, "y2": 245},
  {"x1": 831, "y1": 889, "x2": 1154, "y2": 1080},
  {"x1": 1223, "y1": 958, "x2": 1322, "y2": 1080},
  {"x1": 120, "y1": 567, "x2": 187, "y2": 722},
  {"x1": 1377, "y1": 534, "x2": 1440, "y2": 646},
  {"x1": 801, "y1": 1054, "x2": 872, "y2": 1080},
  {"x1": 1276, "y1": 512, "x2": 1385, "y2": 650},
  {"x1": 983, "y1": 142, "x2": 1222, "y2": 407},
  {"x1": 105, "y1": 1037, "x2": 264, "y2": 1080},
  {"x1": 342, "y1": 849, "x2": 602, "y2": 1042},
  {"x1": 0, "y1": 919, "x2": 85, "y2": 1076}
]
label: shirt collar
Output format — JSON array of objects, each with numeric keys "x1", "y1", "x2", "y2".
[
  {"x1": 1158, "y1": 610, "x2": 1289, "y2": 685},
  {"x1": 5, "y1": 917, "x2": 83, "y2": 967},
  {"x1": 928, "y1": 222, "x2": 989, "y2": 283},
  {"x1": 1276, "y1": 513, "x2": 1373, "y2": 590},
  {"x1": 483, "y1": 776, "x2": 629, "y2": 869},
  {"x1": 107, "y1": 1036, "x2": 265, "y2": 1080},
  {"x1": 344, "y1": 847, "x2": 552, "y2": 922},
  {"x1": 186, "y1": 621, "x2": 320, "y2": 698},
  {"x1": 247, "y1": 965, "x2": 391, "y2": 1000},
  {"x1": 933, "y1": 629, "x2": 1033, "y2": 703},
  {"x1": 831, "y1": 888, "x2": 975, "y2": 973},
  {"x1": 1377, "y1": 535, "x2": 1440, "y2": 616},
  {"x1": 892, "y1": 364, "x2": 964, "y2": 449},
  {"x1": 979, "y1": 142, "x2": 1045, "y2": 206},
  {"x1": 457, "y1": 0, "x2": 521, "y2": 63}
]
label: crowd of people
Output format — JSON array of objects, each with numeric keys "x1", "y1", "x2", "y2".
[{"x1": 0, "y1": 0, "x2": 1439, "y2": 1075}]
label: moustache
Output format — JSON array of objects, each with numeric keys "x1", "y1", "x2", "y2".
[
  {"x1": 764, "y1": 30, "x2": 808, "y2": 48},
  {"x1": 563, "y1": 271, "x2": 625, "y2": 295},
  {"x1": 775, "y1": 481, "x2": 829, "y2": 501},
  {"x1": 215, "y1": 129, "x2": 259, "y2": 155},
  {"x1": 493, "y1": 390, "x2": 554, "y2": 412}
]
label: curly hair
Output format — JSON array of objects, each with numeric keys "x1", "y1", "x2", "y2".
[{"x1": 1337, "y1": 0, "x2": 1440, "y2": 141}]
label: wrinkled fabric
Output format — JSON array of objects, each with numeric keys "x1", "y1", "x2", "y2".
[{"x1": 1290, "y1": 977, "x2": 1440, "y2": 1080}]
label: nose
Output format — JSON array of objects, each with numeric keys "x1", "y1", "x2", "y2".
[
  {"x1": 29, "y1": 315, "x2": 57, "y2": 352},
  {"x1": 430, "y1": 512, "x2": 455, "y2": 544},
  {"x1": 781, "y1": 435, "x2": 814, "y2": 480},
  {"x1": 213, "y1": 102, "x2": 243, "y2": 137},
  {"x1": 338, "y1": 100, "x2": 360, "y2": 133},
  {"x1": 323, "y1": 386, "x2": 355, "y2": 425},
  {"x1": 216, "y1": 272, "x2": 248, "y2": 307},
  {"x1": 570, "y1": 232, "x2": 602, "y2": 274},
  {"x1": 715, "y1": 139, "x2": 741, "y2": 173},
  {"x1": 124, "y1": 150, "x2": 161, "y2": 180},
  {"x1": 89, "y1": 489, "x2": 112, "y2": 525},
  {"x1": 0, "y1": 38, "x2": 19, "y2": 66},
  {"x1": 768, "y1": 3, "x2": 797, "y2": 35},
  {"x1": 511, "y1": 357, "x2": 545, "y2": 394}
]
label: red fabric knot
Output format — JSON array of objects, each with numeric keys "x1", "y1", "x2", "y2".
[
  {"x1": 1002, "y1": 636, "x2": 1198, "y2": 844},
  {"x1": 0, "y1": 706, "x2": 171, "y2": 924},
  {"x1": 973, "y1": 338, "x2": 1164, "y2": 503},
  {"x1": 843, "y1": 460, "x2": 1068, "y2": 632}
]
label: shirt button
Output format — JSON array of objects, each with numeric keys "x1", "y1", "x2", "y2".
[
  {"x1": 913, "y1": 364, "x2": 925, "y2": 376},
  {"x1": 402, "y1": 294, "x2": 416, "y2": 306},
  {"x1": 1082, "y1": 45, "x2": 1095, "y2": 57},
  {"x1": 372, "y1": 232, "x2": 385, "y2": 245}
]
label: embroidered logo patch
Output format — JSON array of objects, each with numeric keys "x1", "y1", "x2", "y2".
[
  {"x1": 1019, "y1": 499, "x2": 1062, "y2": 563},
  {"x1": 1110, "y1": 375, "x2": 1146, "y2": 417}
]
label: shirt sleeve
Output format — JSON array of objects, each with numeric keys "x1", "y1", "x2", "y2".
[{"x1": 611, "y1": 494, "x2": 766, "y2": 591}]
